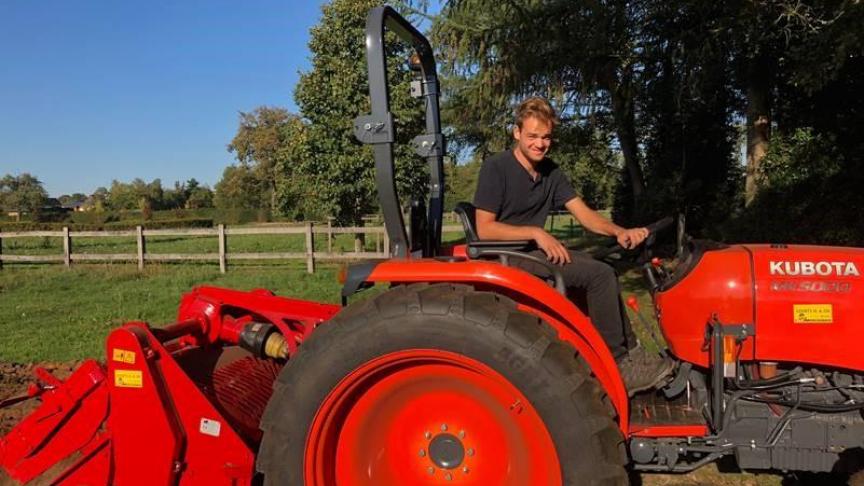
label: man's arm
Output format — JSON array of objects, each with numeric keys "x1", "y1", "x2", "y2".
[
  {"x1": 476, "y1": 208, "x2": 571, "y2": 264},
  {"x1": 564, "y1": 197, "x2": 648, "y2": 249}
]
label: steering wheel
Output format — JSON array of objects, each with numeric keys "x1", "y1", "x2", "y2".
[{"x1": 591, "y1": 216, "x2": 675, "y2": 261}]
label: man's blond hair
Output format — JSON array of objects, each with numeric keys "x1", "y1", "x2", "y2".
[{"x1": 515, "y1": 97, "x2": 559, "y2": 129}]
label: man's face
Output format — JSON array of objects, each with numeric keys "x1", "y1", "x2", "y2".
[{"x1": 513, "y1": 116, "x2": 553, "y2": 164}]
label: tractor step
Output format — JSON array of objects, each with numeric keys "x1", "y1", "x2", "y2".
[{"x1": 628, "y1": 392, "x2": 709, "y2": 438}]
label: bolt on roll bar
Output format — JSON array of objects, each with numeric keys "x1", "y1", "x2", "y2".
[{"x1": 353, "y1": 6, "x2": 445, "y2": 259}]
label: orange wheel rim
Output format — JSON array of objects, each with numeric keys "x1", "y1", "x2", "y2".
[{"x1": 305, "y1": 349, "x2": 562, "y2": 485}]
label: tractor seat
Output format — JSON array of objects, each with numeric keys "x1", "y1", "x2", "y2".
[
  {"x1": 454, "y1": 202, "x2": 536, "y2": 258},
  {"x1": 453, "y1": 202, "x2": 564, "y2": 294}
]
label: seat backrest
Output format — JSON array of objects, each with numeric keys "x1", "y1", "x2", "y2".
[{"x1": 453, "y1": 202, "x2": 479, "y2": 243}]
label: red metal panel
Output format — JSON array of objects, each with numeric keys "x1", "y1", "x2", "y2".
[
  {"x1": 107, "y1": 325, "x2": 183, "y2": 485},
  {"x1": 366, "y1": 259, "x2": 630, "y2": 433},
  {"x1": 53, "y1": 433, "x2": 112, "y2": 486},
  {"x1": 0, "y1": 361, "x2": 109, "y2": 484},
  {"x1": 749, "y1": 245, "x2": 864, "y2": 370},
  {"x1": 654, "y1": 246, "x2": 755, "y2": 367},
  {"x1": 106, "y1": 323, "x2": 256, "y2": 486}
]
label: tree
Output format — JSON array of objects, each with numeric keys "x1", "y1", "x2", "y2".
[
  {"x1": 186, "y1": 185, "x2": 214, "y2": 209},
  {"x1": 291, "y1": 0, "x2": 428, "y2": 225},
  {"x1": 228, "y1": 107, "x2": 301, "y2": 213},
  {"x1": 89, "y1": 187, "x2": 109, "y2": 212},
  {"x1": 432, "y1": 0, "x2": 649, "y2": 215},
  {"x1": 214, "y1": 164, "x2": 267, "y2": 210},
  {"x1": 0, "y1": 173, "x2": 49, "y2": 220}
]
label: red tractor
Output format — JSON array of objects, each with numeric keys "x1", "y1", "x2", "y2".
[{"x1": 3, "y1": 6, "x2": 864, "y2": 485}]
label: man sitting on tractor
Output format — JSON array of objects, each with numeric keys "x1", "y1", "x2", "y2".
[{"x1": 473, "y1": 96, "x2": 673, "y2": 394}]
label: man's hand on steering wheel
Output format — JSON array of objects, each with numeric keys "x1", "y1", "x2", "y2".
[{"x1": 616, "y1": 227, "x2": 650, "y2": 250}]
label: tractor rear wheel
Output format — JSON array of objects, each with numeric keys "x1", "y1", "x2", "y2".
[{"x1": 257, "y1": 283, "x2": 626, "y2": 485}]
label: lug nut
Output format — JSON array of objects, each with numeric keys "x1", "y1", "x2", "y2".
[
  {"x1": 419, "y1": 449, "x2": 426, "y2": 457},
  {"x1": 466, "y1": 448, "x2": 475, "y2": 456},
  {"x1": 445, "y1": 472, "x2": 452, "y2": 481},
  {"x1": 463, "y1": 466, "x2": 470, "y2": 474},
  {"x1": 458, "y1": 430, "x2": 465, "y2": 439},
  {"x1": 440, "y1": 423, "x2": 448, "y2": 432},
  {"x1": 424, "y1": 431, "x2": 432, "y2": 440},
  {"x1": 427, "y1": 466, "x2": 434, "y2": 475}
]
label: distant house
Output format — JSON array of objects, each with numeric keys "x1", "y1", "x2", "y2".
[{"x1": 61, "y1": 200, "x2": 87, "y2": 212}]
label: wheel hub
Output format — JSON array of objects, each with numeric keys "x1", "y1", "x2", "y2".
[
  {"x1": 428, "y1": 433, "x2": 465, "y2": 469},
  {"x1": 305, "y1": 349, "x2": 562, "y2": 485}
]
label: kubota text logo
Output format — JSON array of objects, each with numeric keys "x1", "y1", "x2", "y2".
[{"x1": 769, "y1": 261, "x2": 860, "y2": 277}]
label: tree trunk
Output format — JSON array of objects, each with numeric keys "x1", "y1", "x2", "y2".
[
  {"x1": 611, "y1": 89, "x2": 646, "y2": 202},
  {"x1": 269, "y1": 178, "x2": 278, "y2": 214},
  {"x1": 603, "y1": 66, "x2": 646, "y2": 219},
  {"x1": 744, "y1": 58, "x2": 772, "y2": 207}
]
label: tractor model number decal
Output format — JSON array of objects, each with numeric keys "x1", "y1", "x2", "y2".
[
  {"x1": 114, "y1": 369, "x2": 143, "y2": 388},
  {"x1": 770, "y1": 281, "x2": 852, "y2": 293},
  {"x1": 793, "y1": 304, "x2": 833, "y2": 324},
  {"x1": 112, "y1": 348, "x2": 136, "y2": 364}
]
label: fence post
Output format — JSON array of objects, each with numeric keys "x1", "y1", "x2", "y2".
[
  {"x1": 136, "y1": 226, "x2": 146, "y2": 271},
  {"x1": 63, "y1": 226, "x2": 72, "y2": 268},
  {"x1": 383, "y1": 230, "x2": 390, "y2": 257},
  {"x1": 327, "y1": 217, "x2": 333, "y2": 254},
  {"x1": 305, "y1": 222, "x2": 315, "y2": 274},
  {"x1": 0, "y1": 229, "x2": 3, "y2": 270},
  {"x1": 218, "y1": 224, "x2": 227, "y2": 274}
]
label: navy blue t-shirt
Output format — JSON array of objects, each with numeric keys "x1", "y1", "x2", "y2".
[{"x1": 473, "y1": 150, "x2": 578, "y2": 228}]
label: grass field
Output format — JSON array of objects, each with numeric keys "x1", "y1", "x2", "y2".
[{"x1": 0, "y1": 262, "x2": 343, "y2": 362}]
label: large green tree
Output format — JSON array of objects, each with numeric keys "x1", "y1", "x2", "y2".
[
  {"x1": 429, "y1": 0, "x2": 862, "y2": 234},
  {"x1": 290, "y1": 0, "x2": 428, "y2": 225}
]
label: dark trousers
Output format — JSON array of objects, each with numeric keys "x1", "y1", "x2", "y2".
[{"x1": 513, "y1": 250, "x2": 636, "y2": 358}]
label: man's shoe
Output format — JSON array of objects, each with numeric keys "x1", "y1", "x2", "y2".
[{"x1": 618, "y1": 346, "x2": 675, "y2": 396}]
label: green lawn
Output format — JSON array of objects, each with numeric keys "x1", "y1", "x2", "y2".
[{"x1": 0, "y1": 262, "x2": 343, "y2": 362}]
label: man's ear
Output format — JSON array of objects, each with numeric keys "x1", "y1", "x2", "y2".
[{"x1": 512, "y1": 125, "x2": 521, "y2": 141}]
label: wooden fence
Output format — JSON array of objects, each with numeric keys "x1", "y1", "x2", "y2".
[{"x1": 0, "y1": 224, "x2": 464, "y2": 274}]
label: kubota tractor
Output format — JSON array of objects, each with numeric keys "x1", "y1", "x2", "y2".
[{"x1": 3, "y1": 6, "x2": 864, "y2": 485}]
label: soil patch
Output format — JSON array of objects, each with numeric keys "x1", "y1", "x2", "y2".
[{"x1": 0, "y1": 362, "x2": 81, "y2": 437}]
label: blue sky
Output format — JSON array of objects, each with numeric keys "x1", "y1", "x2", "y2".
[{"x1": 0, "y1": 0, "x2": 326, "y2": 197}]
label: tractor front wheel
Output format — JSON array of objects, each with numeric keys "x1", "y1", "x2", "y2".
[{"x1": 257, "y1": 283, "x2": 626, "y2": 485}]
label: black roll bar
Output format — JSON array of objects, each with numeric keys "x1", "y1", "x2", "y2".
[{"x1": 353, "y1": 6, "x2": 445, "y2": 258}]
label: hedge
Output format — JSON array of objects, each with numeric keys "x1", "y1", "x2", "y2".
[{"x1": 0, "y1": 218, "x2": 214, "y2": 232}]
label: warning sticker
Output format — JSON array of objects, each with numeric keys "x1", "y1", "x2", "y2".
[
  {"x1": 112, "y1": 348, "x2": 136, "y2": 364},
  {"x1": 114, "y1": 370, "x2": 143, "y2": 388},
  {"x1": 200, "y1": 418, "x2": 222, "y2": 437},
  {"x1": 793, "y1": 304, "x2": 833, "y2": 324}
]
